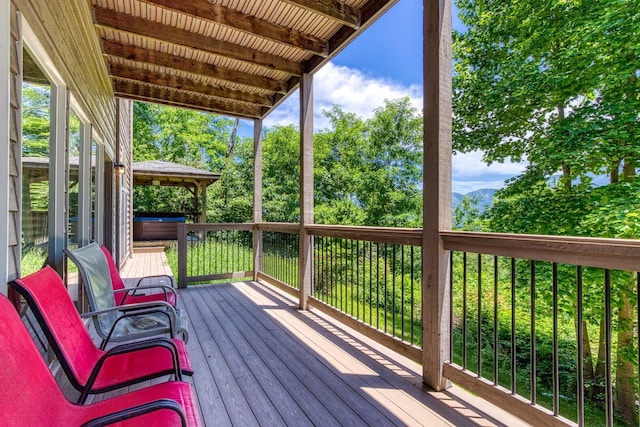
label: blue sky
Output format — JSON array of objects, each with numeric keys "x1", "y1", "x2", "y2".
[{"x1": 244, "y1": 0, "x2": 526, "y2": 194}]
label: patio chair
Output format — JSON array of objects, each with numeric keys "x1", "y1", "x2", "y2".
[
  {"x1": 100, "y1": 245, "x2": 178, "y2": 306},
  {"x1": 11, "y1": 266, "x2": 194, "y2": 403},
  {"x1": 65, "y1": 242, "x2": 188, "y2": 349},
  {"x1": 0, "y1": 293, "x2": 201, "y2": 427}
]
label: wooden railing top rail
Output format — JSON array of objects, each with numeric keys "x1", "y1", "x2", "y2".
[
  {"x1": 180, "y1": 223, "x2": 254, "y2": 232},
  {"x1": 255, "y1": 222, "x2": 300, "y2": 233},
  {"x1": 305, "y1": 224, "x2": 423, "y2": 246},
  {"x1": 441, "y1": 231, "x2": 640, "y2": 272},
  {"x1": 256, "y1": 222, "x2": 423, "y2": 246}
]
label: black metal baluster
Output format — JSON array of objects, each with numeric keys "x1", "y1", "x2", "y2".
[
  {"x1": 314, "y1": 236, "x2": 319, "y2": 298},
  {"x1": 332, "y1": 238, "x2": 336, "y2": 309},
  {"x1": 552, "y1": 263, "x2": 559, "y2": 416},
  {"x1": 493, "y1": 256, "x2": 498, "y2": 386},
  {"x1": 511, "y1": 258, "x2": 516, "y2": 394},
  {"x1": 411, "y1": 246, "x2": 415, "y2": 345},
  {"x1": 637, "y1": 272, "x2": 640, "y2": 427},
  {"x1": 384, "y1": 244, "x2": 388, "y2": 334},
  {"x1": 530, "y1": 260, "x2": 536, "y2": 405},
  {"x1": 376, "y1": 242, "x2": 380, "y2": 330},
  {"x1": 392, "y1": 245, "x2": 397, "y2": 337},
  {"x1": 401, "y1": 246, "x2": 405, "y2": 342},
  {"x1": 342, "y1": 238, "x2": 347, "y2": 313},
  {"x1": 278, "y1": 233, "x2": 282, "y2": 282},
  {"x1": 369, "y1": 241, "x2": 373, "y2": 326},
  {"x1": 577, "y1": 266, "x2": 584, "y2": 427},
  {"x1": 356, "y1": 240, "x2": 360, "y2": 321},
  {"x1": 604, "y1": 269, "x2": 613, "y2": 427},
  {"x1": 351, "y1": 239, "x2": 355, "y2": 317},
  {"x1": 477, "y1": 253, "x2": 482, "y2": 377},
  {"x1": 450, "y1": 250, "x2": 454, "y2": 360},
  {"x1": 463, "y1": 251, "x2": 467, "y2": 369}
]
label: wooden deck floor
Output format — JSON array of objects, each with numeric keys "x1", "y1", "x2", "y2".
[{"x1": 108, "y1": 248, "x2": 528, "y2": 427}]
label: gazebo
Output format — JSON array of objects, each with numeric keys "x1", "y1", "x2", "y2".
[{"x1": 132, "y1": 160, "x2": 220, "y2": 239}]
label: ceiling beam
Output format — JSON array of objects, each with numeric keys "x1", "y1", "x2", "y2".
[
  {"x1": 280, "y1": 0, "x2": 361, "y2": 28},
  {"x1": 113, "y1": 79, "x2": 263, "y2": 119},
  {"x1": 139, "y1": 0, "x2": 328, "y2": 56},
  {"x1": 102, "y1": 40, "x2": 288, "y2": 94},
  {"x1": 94, "y1": 6, "x2": 302, "y2": 76},
  {"x1": 109, "y1": 62, "x2": 273, "y2": 107}
]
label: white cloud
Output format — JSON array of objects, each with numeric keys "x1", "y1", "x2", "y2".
[
  {"x1": 264, "y1": 62, "x2": 423, "y2": 130},
  {"x1": 261, "y1": 63, "x2": 526, "y2": 194},
  {"x1": 452, "y1": 150, "x2": 527, "y2": 193}
]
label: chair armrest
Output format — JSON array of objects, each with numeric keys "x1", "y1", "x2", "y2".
[
  {"x1": 136, "y1": 274, "x2": 176, "y2": 288},
  {"x1": 81, "y1": 398, "x2": 186, "y2": 427},
  {"x1": 82, "y1": 302, "x2": 177, "y2": 349},
  {"x1": 113, "y1": 285, "x2": 178, "y2": 305},
  {"x1": 79, "y1": 338, "x2": 182, "y2": 403},
  {"x1": 81, "y1": 300, "x2": 177, "y2": 317}
]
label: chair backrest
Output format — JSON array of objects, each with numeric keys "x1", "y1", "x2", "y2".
[
  {"x1": 12, "y1": 266, "x2": 103, "y2": 388},
  {"x1": 100, "y1": 245, "x2": 127, "y2": 293},
  {"x1": 65, "y1": 242, "x2": 118, "y2": 335},
  {"x1": 0, "y1": 293, "x2": 71, "y2": 424}
]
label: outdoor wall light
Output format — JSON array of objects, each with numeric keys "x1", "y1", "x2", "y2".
[{"x1": 114, "y1": 162, "x2": 125, "y2": 175}]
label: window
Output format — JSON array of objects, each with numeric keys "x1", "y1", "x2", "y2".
[{"x1": 21, "y1": 53, "x2": 52, "y2": 275}]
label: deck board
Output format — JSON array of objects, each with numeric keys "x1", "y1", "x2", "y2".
[
  {"x1": 94, "y1": 249, "x2": 529, "y2": 427},
  {"x1": 210, "y1": 284, "x2": 399, "y2": 426}
]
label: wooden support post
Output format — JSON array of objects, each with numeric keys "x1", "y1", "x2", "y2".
[
  {"x1": 0, "y1": 0, "x2": 10, "y2": 294},
  {"x1": 422, "y1": 0, "x2": 453, "y2": 391},
  {"x1": 201, "y1": 183, "x2": 207, "y2": 223},
  {"x1": 253, "y1": 118, "x2": 263, "y2": 281},
  {"x1": 177, "y1": 223, "x2": 187, "y2": 288},
  {"x1": 298, "y1": 73, "x2": 313, "y2": 310}
]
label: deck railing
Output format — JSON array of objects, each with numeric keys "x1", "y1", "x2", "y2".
[
  {"x1": 176, "y1": 223, "x2": 254, "y2": 286},
  {"x1": 442, "y1": 231, "x2": 640, "y2": 427},
  {"x1": 256, "y1": 223, "x2": 300, "y2": 292},
  {"x1": 175, "y1": 223, "x2": 640, "y2": 426},
  {"x1": 305, "y1": 225, "x2": 422, "y2": 361}
]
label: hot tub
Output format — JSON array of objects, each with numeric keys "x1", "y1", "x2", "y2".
[{"x1": 133, "y1": 216, "x2": 185, "y2": 241}]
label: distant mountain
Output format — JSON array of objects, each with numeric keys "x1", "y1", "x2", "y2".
[{"x1": 452, "y1": 188, "x2": 497, "y2": 212}]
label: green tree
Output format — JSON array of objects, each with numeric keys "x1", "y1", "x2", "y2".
[
  {"x1": 314, "y1": 106, "x2": 368, "y2": 225},
  {"x1": 22, "y1": 83, "x2": 50, "y2": 158},
  {"x1": 132, "y1": 103, "x2": 237, "y2": 216},
  {"x1": 208, "y1": 120, "x2": 254, "y2": 223},
  {"x1": 453, "y1": 0, "x2": 639, "y2": 422},
  {"x1": 453, "y1": 195, "x2": 484, "y2": 231},
  {"x1": 359, "y1": 98, "x2": 423, "y2": 227},
  {"x1": 262, "y1": 125, "x2": 301, "y2": 222}
]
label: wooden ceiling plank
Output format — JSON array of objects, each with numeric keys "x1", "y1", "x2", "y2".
[
  {"x1": 113, "y1": 79, "x2": 263, "y2": 118},
  {"x1": 102, "y1": 40, "x2": 288, "y2": 93},
  {"x1": 110, "y1": 62, "x2": 273, "y2": 106},
  {"x1": 94, "y1": 6, "x2": 302, "y2": 75},
  {"x1": 139, "y1": 0, "x2": 328, "y2": 56},
  {"x1": 280, "y1": 0, "x2": 361, "y2": 28}
]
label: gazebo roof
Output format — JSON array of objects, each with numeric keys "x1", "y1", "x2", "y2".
[
  {"x1": 133, "y1": 160, "x2": 221, "y2": 188},
  {"x1": 92, "y1": 0, "x2": 397, "y2": 119}
]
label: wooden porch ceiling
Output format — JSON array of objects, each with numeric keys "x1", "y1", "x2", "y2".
[{"x1": 92, "y1": 0, "x2": 398, "y2": 119}]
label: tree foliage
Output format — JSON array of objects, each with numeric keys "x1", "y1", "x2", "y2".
[
  {"x1": 22, "y1": 83, "x2": 50, "y2": 158},
  {"x1": 453, "y1": 0, "x2": 639, "y2": 422},
  {"x1": 131, "y1": 98, "x2": 424, "y2": 227}
]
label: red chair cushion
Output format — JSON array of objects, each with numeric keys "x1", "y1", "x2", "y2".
[
  {"x1": 121, "y1": 290, "x2": 177, "y2": 306},
  {"x1": 100, "y1": 245, "x2": 177, "y2": 306},
  {"x1": 0, "y1": 294, "x2": 201, "y2": 426},
  {"x1": 14, "y1": 266, "x2": 192, "y2": 393},
  {"x1": 94, "y1": 338, "x2": 194, "y2": 390}
]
